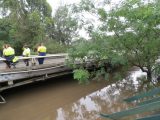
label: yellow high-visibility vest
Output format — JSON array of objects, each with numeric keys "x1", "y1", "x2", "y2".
[
  {"x1": 23, "y1": 48, "x2": 30, "y2": 56},
  {"x1": 3, "y1": 48, "x2": 7, "y2": 55},
  {"x1": 38, "y1": 46, "x2": 47, "y2": 53},
  {"x1": 12, "y1": 56, "x2": 19, "y2": 63},
  {"x1": 4, "y1": 47, "x2": 15, "y2": 56}
]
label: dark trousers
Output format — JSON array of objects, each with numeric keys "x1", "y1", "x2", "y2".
[
  {"x1": 38, "y1": 52, "x2": 46, "y2": 65},
  {"x1": 24, "y1": 59, "x2": 29, "y2": 66},
  {"x1": 4, "y1": 55, "x2": 15, "y2": 68},
  {"x1": 23, "y1": 55, "x2": 29, "y2": 66}
]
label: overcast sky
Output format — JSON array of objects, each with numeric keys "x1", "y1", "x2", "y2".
[
  {"x1": 47, "y1": 0, "x2": 81, "y2": 14},
  {"x1": 47, "y1": 0, "x2": 122, "y2": 15},
  {"x1": 46, "y1": 0, "x2": 121, "y2": 38}
]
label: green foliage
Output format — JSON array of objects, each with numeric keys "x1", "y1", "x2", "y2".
[
  {"x1": 67, "y1": 0, "x2": 160, "y2": 84},
  {"x1": 73, "y1": 69, "x2": 90, "y2": 84},
  {"x1": 104, "y1": 73, "x2": 109, "y2": 81},
  {"x1": 68, "y1": 40, "x2": 89, "y2": 62},
  {"x1": 0, "y1": 41, "x2": 5, "y2": 50},
  {"x1": 79, "y1": 0, "x2": 95, "y2": 11},
  {"x1": 0, "y1": 0, "x2": 159, "y2": 85},
  {"x1": 67, "y1": 35, "x2": 127, "y2": 82},
  {"x1": 98, "y1": 8, "x2": 107, "y2": 21},
  {"x1": 113, "y1": 73, "x2": 123, "y2": 81},
  {"x1": 94, "y1": 67, "x2": 106, "y2": 80},
  {"x1": 0, "y1": 0, "x2": 52, "y2": 55},
  {"x1": 46, "y1": 40, "x2": 68, "y2": 54},
  {"x1": 51, "y1": 5, "x2": 78, "y2": 45},
  {"x1": 99, "y1": 0, "x2": 160, "y2": 82}
]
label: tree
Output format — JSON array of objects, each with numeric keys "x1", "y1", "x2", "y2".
[
  {"x1": 100, "y1": 0, "x2": 160, "y2": 83},
  {"x1": 67, "y1": 34, "x2": 127, "y2": 83},
  {"x1": 67, "y1": 0, "x2": 160, "y2": 85},
  {"x1": 51, "y1": 5, "x2": 78, "y2": 45},
  {"x1": 0, "y1": 0, "x2": 52, "y2": 54}
]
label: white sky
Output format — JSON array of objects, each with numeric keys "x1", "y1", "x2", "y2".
[
  {"x1": 47, "y1": 0, "x2": 81, "y2": 14},
  {"x1": 47, "y1": 0, "x2": 122, "y2": 15},
  {"x1": 46, "y1": 0, "x2": 121, "y2": 38}
]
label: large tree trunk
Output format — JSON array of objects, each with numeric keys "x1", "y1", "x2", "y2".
[
  {"x1": 147, "y1": 71, "x2": 152, "y2": 82},
  {"x1": 138, "y1": 65, "x2": 152, "y2": 82}
]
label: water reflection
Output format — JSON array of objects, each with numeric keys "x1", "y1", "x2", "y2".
[{"x1": 56, "y1": 69, "x2": 147, "y2": 120}]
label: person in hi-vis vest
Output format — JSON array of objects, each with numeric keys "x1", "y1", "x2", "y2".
[
  {"x1": 37, "y1": 43, "x2": 47, "y2": 65},
  {"x1": 3, "y1": 44, "x2": 18, "y2": 68},
  {"x1": 22, "y1": 44, "x2": 30, "y2": 66}
]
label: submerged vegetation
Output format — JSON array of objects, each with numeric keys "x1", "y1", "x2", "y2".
[{"x1": 67, "y1": 0, "x2": 160, "y2": 86}]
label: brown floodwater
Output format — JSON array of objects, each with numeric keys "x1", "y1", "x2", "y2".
[{"x1": 0, "y1": 69, "x2": 153, "y2": 120}]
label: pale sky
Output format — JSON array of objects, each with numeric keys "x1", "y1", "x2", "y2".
[
  {"x1": 47, "y1": 0, "x2": 81, "y2": 14},
  {"x1": 46, "y1": 0, "x2": 121, "y2": 38},
  {"x1": 47, "y1": 0, "x2": 122, "y2": 15}
]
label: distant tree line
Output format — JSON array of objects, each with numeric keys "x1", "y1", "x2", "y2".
[{"x1": 0, "y1": 0, "x2": 78, "y2": 54}]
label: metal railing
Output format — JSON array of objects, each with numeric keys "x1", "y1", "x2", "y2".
[
  {"x1": 0, "y1": 53, "x2": 68, "y2": 104},
  {"x1": 0, "y1": 53, "x2": 68, "y2": 68},
  {"x1": 0, "y1": 53, "x2": 67, "y2": 61}
]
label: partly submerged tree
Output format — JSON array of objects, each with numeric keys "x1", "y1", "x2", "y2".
[
  {"x1": 67, "y1": 0, "x2": 160, "y2": 84},
  {"x1": 67, "y1": 34, "x2": 127, "y2": 84},
  {"x1": 100, "y1": 0, "x2": 160, "y2": 83}
]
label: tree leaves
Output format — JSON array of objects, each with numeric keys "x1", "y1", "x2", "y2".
[
  {"x1": 74, "y1": 69, "x2": 90, "y2": 84},
  {"x1": 0, "y1": 0, "x2": 52, "y2": 54},
  {"x1": 67, "y1": 0, "x2": 160, "y2": 84}
]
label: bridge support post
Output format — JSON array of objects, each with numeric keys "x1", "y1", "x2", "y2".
[{"x1": 0, "y1": 94, "x2": 6, "y2": 104}]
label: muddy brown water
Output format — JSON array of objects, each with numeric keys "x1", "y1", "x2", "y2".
[{"x1": 0, "y1": 69, "x2": 153, "y2": 120}]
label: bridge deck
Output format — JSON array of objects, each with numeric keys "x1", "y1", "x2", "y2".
[
  {"x1": 0, "y1": 53, "x2": 67, "y2": 72},
  {"x1": 0, "y1": 57, "x2": 65, "y2": 72},
  {"x1": 0, "y1": 54, "x2": 72, "y2": 91}
]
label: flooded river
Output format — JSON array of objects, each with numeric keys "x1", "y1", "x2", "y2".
[{"x1": 0, "y1": 69, "x2": 152, "y2": 120}]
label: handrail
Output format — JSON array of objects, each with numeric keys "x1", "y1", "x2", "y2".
[
  {"x1": 100, "y1": 101, "x2": 160, "y2": 119},
  {"x1": 123, "y1": 87, "x2": 160, "y2": 103},
  {"x1": 0, "y1": 53, "x2": 68, "y2": 61}
]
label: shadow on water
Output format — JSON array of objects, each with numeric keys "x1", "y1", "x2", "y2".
[
  {"x1": 0, "y1": 69, "x2": 157, "y2": 120},
  {"x1": 1, "y1": 74, "x2": 74, "y2": 97}
]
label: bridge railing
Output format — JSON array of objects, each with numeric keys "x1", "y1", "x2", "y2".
[
  {"x1": 0, "y1": 53, "x2": 67, "y2": 61},
  {"x1": 0, "y1": 53, "x2": 68, "y2": 69},
  {"x1": 0, "y1": 53, "x2": 69, "y2": 103}
]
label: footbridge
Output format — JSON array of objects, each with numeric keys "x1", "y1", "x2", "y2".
[{"x1": 0, "y1": 53, "x2": 72, "y2": 92}]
